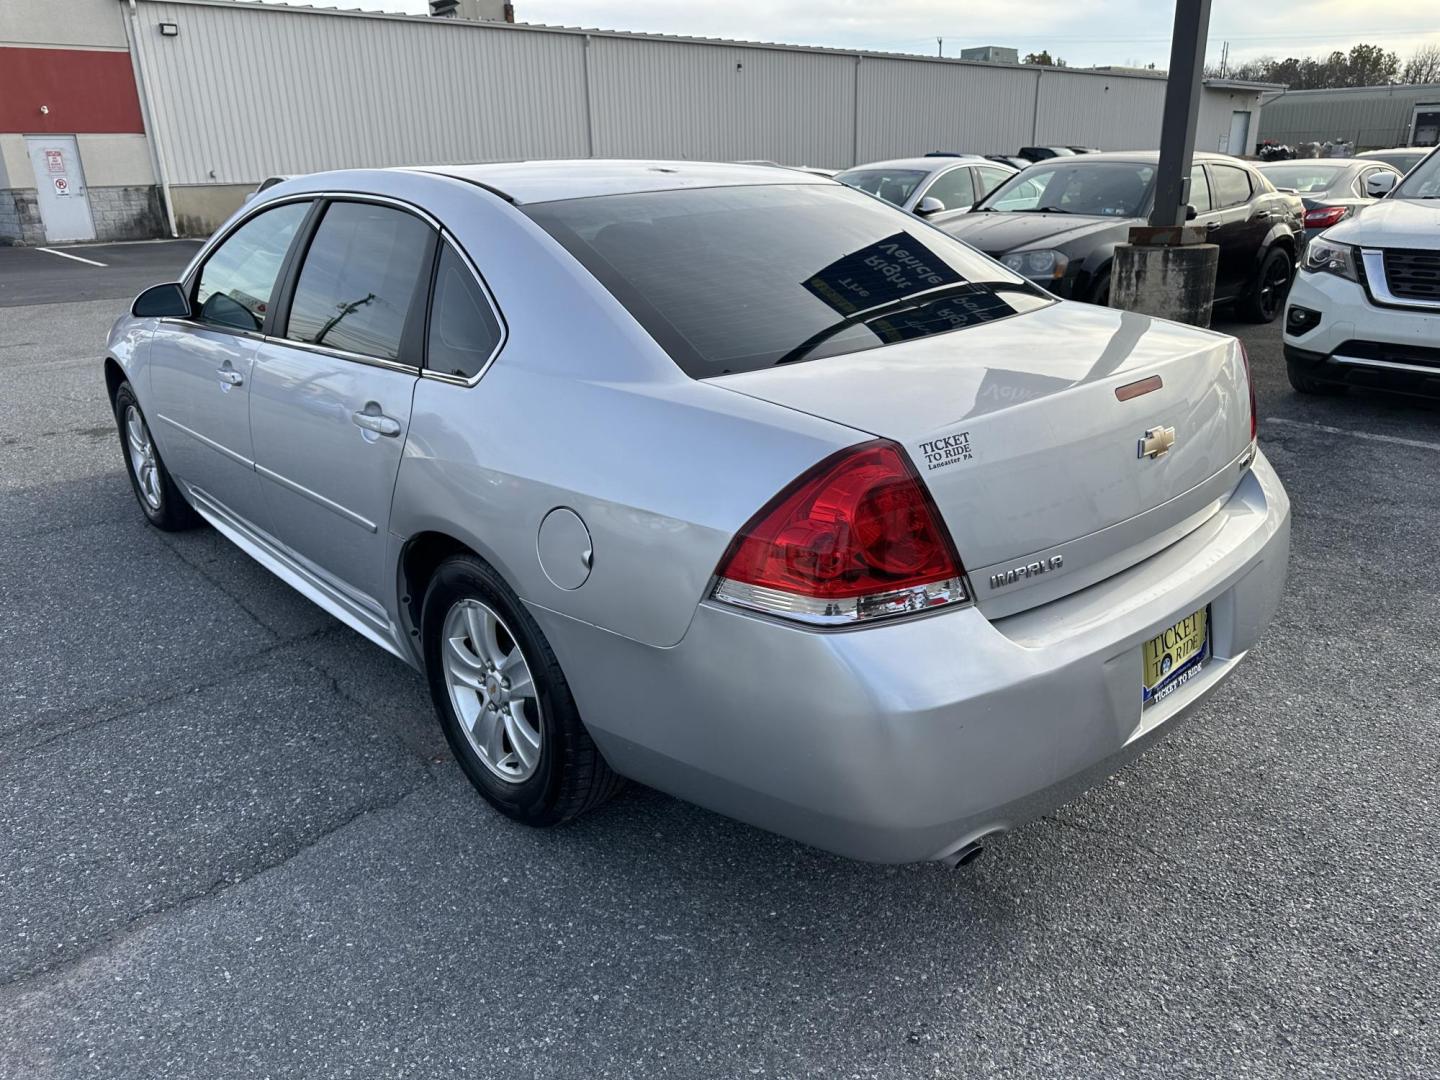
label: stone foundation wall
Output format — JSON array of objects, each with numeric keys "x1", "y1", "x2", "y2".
[
  {"x1": 89, "y1": 185, "x2": 165, "y2": 241},
  {"x1": 0, "y1": 189, "x2": 45, "y2": 245},
  {"x1": 0, "y1": 185, "x2": 164, "y2": 244}
]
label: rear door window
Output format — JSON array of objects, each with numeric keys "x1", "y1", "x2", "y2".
[
  {"x1": 285, "y1": 201, "x2": 434, "y2": 362},
  {"x1": 1211, "y1": 164, "x2": 1253, "y2": 208},
  {"x1": 974, "y1": 166, "x2": 1013, "y2": 198},
  {"x1": 1189, "y1": 165, "x2": 1212, "y2": 213},
  {"x1": 425, "y1": 243, "x2": 503, "y2": 379},
  {"x1": 193, "y1": 201, "x2": 310, "y2": 332}
]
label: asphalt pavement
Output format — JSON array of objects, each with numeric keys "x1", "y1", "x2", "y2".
[{"x1": 1, "y1": 242, "x2": 1437, "y2": 1078}]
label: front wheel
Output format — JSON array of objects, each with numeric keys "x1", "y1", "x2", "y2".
[
  {"x1": 1239, "y1": 247, "x2": 1294, "y2": 323},
  {"x1": 113, "y1": 383, "x2": 201, "y2": 531},
  {"x1": 421, "y1": 554, "x2": 622, "y2": 826}
]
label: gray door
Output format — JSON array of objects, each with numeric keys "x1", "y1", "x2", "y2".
[
  {"x1": 1227, "y1": 111, "x2": 1252, "y2": 156},
  {"x1": 148, "y1": 200, "x2": 311, "y2": 531},
  {"x1": 249, "y1": 200, "x2": 434, "y2": 608},
  {"x1": 25, "y1": 136, "x2": 95, "y2": 243}
]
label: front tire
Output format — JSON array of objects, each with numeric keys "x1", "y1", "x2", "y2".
[
  {"x1": 113, "y1": 382, "x2": 201, "y2": 531},
  {"x1": 421, "y1": 554, "x2": 622, "y2": 826},
  {"x1": 1239, "y1": 247, "x2": 1294, "y2": 323}
]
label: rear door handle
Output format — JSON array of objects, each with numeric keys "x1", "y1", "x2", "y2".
[
  {"x1": 1252, "y1": 210, "x2": 1273, "y2": 220},
  {"x1": 352, "y1": 409, "x2": 402, "y2": 438},
  {"x1": 217, "y1": 368, "x2": 243, "y2": 386},
  {"x1": 1205, "y1": 221, "x2": 1222, "y2": 232}
]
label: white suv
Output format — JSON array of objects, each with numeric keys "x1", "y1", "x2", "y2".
[{"x1": 1284, "y1": 146, "x2": 1440, "y2": 397}]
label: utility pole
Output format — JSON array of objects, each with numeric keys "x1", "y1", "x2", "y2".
[
  {"x1": 937, "y1": 37, "x2": 943, "y2": 58},
  {"x1": 1150, "y1": 0, "x2": 1211, "y2": 228}
]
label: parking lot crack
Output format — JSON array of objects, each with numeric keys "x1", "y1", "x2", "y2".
[
  {"x1": 0, "y1": 778, "x2": 431, "y2": 994},
  {"x1": 0, "y1": 629, "x2": 332, "y2": 761}
]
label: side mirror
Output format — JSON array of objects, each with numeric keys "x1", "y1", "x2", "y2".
[
  {"x1": 1365, "y1": 172, "x2": 1397, "y2": 197},
  {"x1": 131, "y1": 282, "x2": 191, "y2": 319},
  {"x1": 1185, "y1": 204, "x2": 1198, "y2": 220},
  {"x1": 915, "y1": 196, "x2": 946, "y2": 217}
]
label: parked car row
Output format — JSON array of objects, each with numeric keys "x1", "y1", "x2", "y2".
[
  {"x1": 1283, "y1": 145, "x2": 1440, "y2": 398},
  {"x1": 110, "y1": 157, "x2": 1289, "y2": 866}
]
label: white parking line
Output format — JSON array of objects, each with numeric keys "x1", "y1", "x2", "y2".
[
  {"x1": 1265, "y1": 416, "x2": 1440, "y2": 453},
  {"x1": 35, "y1": 247, "x2": 107, "y2": 267}
]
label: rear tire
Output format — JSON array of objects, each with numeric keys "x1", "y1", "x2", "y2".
[
  {"x1": 1287, "y1": 360, "x2": 1347, "y2": 396},
  {"x1": 1239, "y1": 247, "x2": 1294, "y2": 323},
  {"x1": 113, "y1": 382, "x2": 202, "y2": 531},
  {"x1": 421, "y1": 554, "x2": 622, "y2": 826}
]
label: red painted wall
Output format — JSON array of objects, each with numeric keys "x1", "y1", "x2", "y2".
[{"x1": 0, "y1": 47, "x2": 145, "y2": 133}]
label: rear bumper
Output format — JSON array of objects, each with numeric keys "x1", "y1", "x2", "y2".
[
  {"x1": 533, "y1": 455, "x2": 1290, "y2": 863},
  {"x1": 1284, "y1": 268, "x2": 1440, "y2": 394}
]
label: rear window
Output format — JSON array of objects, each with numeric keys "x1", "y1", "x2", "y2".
[
  {"x1": 1258, "y1": 164, "x2": 1342, "y2": 193},
  {"x1": 523, "y1": 184, "x2": 1043, "y2": 378}
]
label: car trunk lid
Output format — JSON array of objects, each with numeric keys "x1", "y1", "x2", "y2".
[{"x1": 714, "y1": 301, "x2": 1254, "y2": 617}]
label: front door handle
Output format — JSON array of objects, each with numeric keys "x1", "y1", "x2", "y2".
[
  {"x1": 217, "y1": 368, "x2": 243, "y2": 386},
  {"x1": 352, "y1": 409, "x2": 402, "y2": 438}
]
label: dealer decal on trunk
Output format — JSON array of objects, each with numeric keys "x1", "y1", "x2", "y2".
[{"x1": 918, "y1": 430, "x2": 973, "y2": 471}]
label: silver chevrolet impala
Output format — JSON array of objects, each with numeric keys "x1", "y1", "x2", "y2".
[{"x1": 106, "y1": 161, "x2": 1290, "y2": 864}]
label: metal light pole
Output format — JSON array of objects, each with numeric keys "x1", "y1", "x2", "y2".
[
  {"x1": 1150, "y1": 0, "x2": 1212, "y2": 228},
  {"x1": 1110, "y1": 0, "x2": 1220, "y2": 326}
]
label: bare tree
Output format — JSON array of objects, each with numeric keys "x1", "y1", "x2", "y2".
[{"x1": 1402, "y1": 43, "x2": 1440, "y2": 84}]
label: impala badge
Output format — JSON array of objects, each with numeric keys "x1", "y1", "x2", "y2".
[{"x1": 1138, "y1": 426, "x2": 1176, "y2": 460}]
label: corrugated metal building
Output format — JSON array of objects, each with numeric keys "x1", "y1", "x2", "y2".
[
  {"x1": 1258, "y1": 83, "x2": 1440, "y2": 149},
  {"x1": 2, "y1": 0, "x2": 1275, "y2": 241}
]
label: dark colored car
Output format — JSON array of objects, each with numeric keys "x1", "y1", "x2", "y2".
[
  {"x1": 1017, "y1": 146, "x2": 1077, "y2": 162},
  {"x1": 986, "y1": 154, "x2": 1034, "y2": 170},
  {"x1": 1256, "y1": 158, "x2": 1402, "y2": 243},
  {"x1": 941, "y1": 151, "x2": 1304, "y2": 321}
]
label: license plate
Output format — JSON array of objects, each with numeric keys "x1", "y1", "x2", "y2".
[{"x1": 1142, "y1": 606, "x2": 1210, "y2": 707}]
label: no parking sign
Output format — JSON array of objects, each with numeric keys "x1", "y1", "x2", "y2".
[{"x1": 52, "y1": 176, "x2": 70, "y2": 197}]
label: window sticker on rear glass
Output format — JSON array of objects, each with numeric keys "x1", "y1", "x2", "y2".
[{"x1": 918, "y1": 430, "x2": 973, "y2": 471}]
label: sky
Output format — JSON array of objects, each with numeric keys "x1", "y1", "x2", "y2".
[{"x1": 313, "y1": 0, "x2": 1440, "y2": 71}]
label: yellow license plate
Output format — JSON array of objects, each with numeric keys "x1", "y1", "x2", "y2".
[{"x1": 1142, "y1": 606, "x2": 1209, "y2": 704}]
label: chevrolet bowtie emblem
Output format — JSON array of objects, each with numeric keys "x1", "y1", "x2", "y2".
[{"x1": 1138, "y1": 426, "x2": 1176, "y2": 460}]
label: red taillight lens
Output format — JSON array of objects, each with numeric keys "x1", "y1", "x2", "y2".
[
  {"x1": 1303, "y1": 205, "x2": 1348, "y2": 229},
  {"x1": 712, "y1": 440, "x2": 968, "y2": 625},
  {"x1": 1238, "y1": 340, "x2": 1258, "y2": 441}
]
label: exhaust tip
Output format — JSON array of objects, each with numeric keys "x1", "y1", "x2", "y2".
[{"x1": 940, "y1": 840, "x2": 985, "y2": 868}]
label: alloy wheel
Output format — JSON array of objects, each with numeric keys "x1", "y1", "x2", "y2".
[
  {"x1": 124, "y1": 405, "x2": 163, "y2": 511},
  {"x1": 1259, "y1": 256, "x2": 1292, "y2": 320},
  {"x1": 441, "y1": 598, "x2": 543, "y2": 783}
]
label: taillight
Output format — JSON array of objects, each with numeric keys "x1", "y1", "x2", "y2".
[
  {"x1": 711, "y1": 440, "x2": 969, "y2": 626},
  {"x1": 1303, "y1": 205, "x2": 1348, "y2": 229},
  {"x1": 1238, "y1": 340, "x2": 1258, "y2": 441}
]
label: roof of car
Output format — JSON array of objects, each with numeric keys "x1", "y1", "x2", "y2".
[
  {"x1": 839, "y1": 156, "x2": 991, "y2": 173},
  {"x1": 408, "y1": 159, "x2": 833, "y2": 204},
  {"x1": 1255, "y1": 158, "x2": 1369, "y2": 169},
  {"x1": 1028, "y1": 150, "x2": 1249, "y2": 166}
]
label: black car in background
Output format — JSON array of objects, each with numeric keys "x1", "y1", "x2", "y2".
[{"x1": 941, "y1": 151, "x2": 1304, "y2": 321}]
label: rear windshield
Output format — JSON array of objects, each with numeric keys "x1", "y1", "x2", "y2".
[
  {"x1": 1258, "y1": 164, "x2": 1344, "y2": 193},
  {"x1": 524, "y1": 184, "x2": 1044, "y2": 378},
  {"x1": 834, "y1": 168, "x2": 929, "y2": 206}
]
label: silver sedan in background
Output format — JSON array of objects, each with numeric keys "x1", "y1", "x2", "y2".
[
  {"x1": 106, "y1": 161, "x2": 1289, "y2": 864},
  {"x1": 1256, "y1": 157, "x2": 1403, "y2": 242},
  {"x1": 835, "y1": 155, "x2": 1017, "y2": 224}
]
